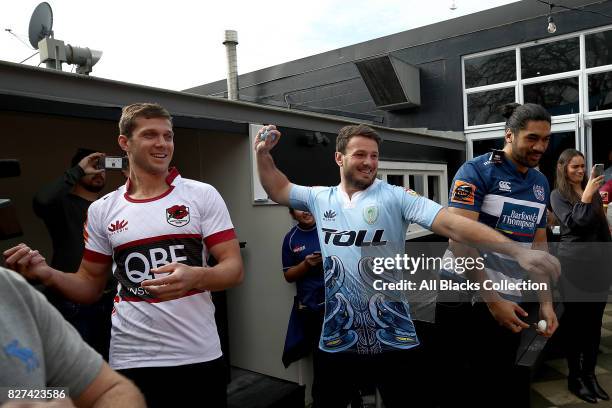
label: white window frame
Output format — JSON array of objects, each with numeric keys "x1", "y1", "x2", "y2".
[
  {"x1": 465, "y1": 120, "x2": 579, "y2": 160},
  {"x1": 462, "y1": 24, "x2": 612, "y2": 130},
  {"x1": 378, "y1": 161, "x2": 448, "y2": 240}
]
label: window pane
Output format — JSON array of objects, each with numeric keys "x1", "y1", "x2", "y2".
[
  {"x1": 464, "y1": 50, "x2": 516, "y2": 88},
  {"x1": 588, "y1": 71, "x2": 612, "y2": 112},
  {"x1": 521, "y1": 38, "x2": 580, "y2": 78},
  {"x1": 586, "y1": 30, "x2": 612, "y2": 68},
  {"x1": 410, "y1": 175, "x2": 424, "y2": 195},
  {"x1": 427, "y1": 175, "x2": 440, "y2": 203},
  {"x1": 523, "y1": 77, "x2": 579, "y2": 115},
  {"x1": 473, "y1": 138, "x2": 505, "y2": 158},
  {"x1": 467, "y1": 88, "x2": 515, "y2": 126},
  {"x1": 387, "y1": 174, "x2": 404, "y2": 187}
]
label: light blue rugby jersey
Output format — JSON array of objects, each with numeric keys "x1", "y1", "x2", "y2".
[
  {"x1": 290, "y1": 179, "x2": 442, "y2": 355},
  {"x1": 442, "y1": 152, "x2": 549, "y2": 300}
]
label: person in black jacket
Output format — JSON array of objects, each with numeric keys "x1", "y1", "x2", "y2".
[
  {"x1": 551, "y1": 148, "x2": 612, "y2": 403},
  {"x1": 33, "y1": 148, "x2": 114, "y2": 360}
]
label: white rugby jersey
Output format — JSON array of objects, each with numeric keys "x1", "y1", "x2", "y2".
[{"x1": 83, "y1": 168, "x2": 236, "y2": 369}]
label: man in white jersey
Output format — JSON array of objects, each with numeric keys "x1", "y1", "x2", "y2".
[
  {"x1": 4, "y1": 103, "x2": 244, "y2": 408},
  {"x1": 255, "y1": 123, "x2": 560, "y2": 408}
]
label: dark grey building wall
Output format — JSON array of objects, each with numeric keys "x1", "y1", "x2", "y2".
[{"x1": 187, "y1": 0, "x2": 612, "y2": 131}]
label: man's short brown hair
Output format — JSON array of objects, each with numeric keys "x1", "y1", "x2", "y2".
[
  {"x1": 335, "y1": 124, "x2": 381, "y2": 154},
  {"x1": 119, "y1": 103, "x2": 172, "y2": 137}
]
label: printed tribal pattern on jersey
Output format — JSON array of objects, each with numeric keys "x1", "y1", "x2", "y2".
[
  {"x1": 82, "y1": 169, "x2": 236, "y2": 369},
  {"x1": 290, "y1": 179, "x2": 442, "y2": 355},
  {"x1": 444, "y1": 153, "x2": 549, "y2": 298}
]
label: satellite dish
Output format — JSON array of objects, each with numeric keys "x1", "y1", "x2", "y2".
[{"x1": 28, "y1": 2, "x2": 53, "y2": 49}]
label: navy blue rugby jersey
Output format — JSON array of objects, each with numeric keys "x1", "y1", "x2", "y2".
[{"x1": 441, "y1": 152, "x2": 549, "y2": 299}]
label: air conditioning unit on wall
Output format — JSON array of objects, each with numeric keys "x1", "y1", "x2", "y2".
[{"x1": 355, "y1": 55, "x2": 421, "y2": 111}]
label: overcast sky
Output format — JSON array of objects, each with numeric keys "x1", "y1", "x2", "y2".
[{"x1": 1, "y1": 0, "x2": 520, "y2": 91}]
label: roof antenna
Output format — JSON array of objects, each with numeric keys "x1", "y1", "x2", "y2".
[{"x1": 27, "y1": 2, "x2": 103, "y2": 74}]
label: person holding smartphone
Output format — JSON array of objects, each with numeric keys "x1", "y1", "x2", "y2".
[
  {"x1": 280, "y1": 209, "x2": 325, "y2": 397},
  {"x1": 551, "y1": 149, "x2": 612, "y2": 403},
  {"x1": 32, "y1": 148, "x2": 115, "y2": 360}
]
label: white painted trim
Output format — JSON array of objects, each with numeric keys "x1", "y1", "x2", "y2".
[
  {"x1": 465, "y1": 81, "x2": 517, "y2": 94},
  {"x1": 378, "y1": 160, "x2": 448, "y2": 241},
  {"x1": 520, "y1": 70, "x2": 580, "y2": 85},
  {"x1": 585, "y1": 64, "x2": 612, "y2": 74},
  {"x1": 378, "y1": 161, "x2": 447, "y2": 172},
  {"x1": 249, "y1": 123, "x2": 277, "y2": 205}
]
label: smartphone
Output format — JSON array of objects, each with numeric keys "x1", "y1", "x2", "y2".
[
  {"x1": 594, "y1": 163, "x2": 605, "y2": 178},
  {"x1": 97, "y1": 156, "x2": 128, "y2": 170},
  {"x1": 312, "y1": 251, "x2": 321, "y2": 255}
]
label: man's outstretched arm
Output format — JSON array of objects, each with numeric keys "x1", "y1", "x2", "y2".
[
  {"x1": 431, "y1": 208, "x2": 560, "y2": 282},
  {"x1": 254, "y1": 125, "x2": 293, "y2": 206}
]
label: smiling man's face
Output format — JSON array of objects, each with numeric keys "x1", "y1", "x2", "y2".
[
  {"x1": 122, "y1": 117, "x2": 174, "y2": 176},
  {"x1": 505, "y1": 120, "x2": 551, "y2": 172},
  {"x1": 337, "y1": 135, "x2": 379, "y2": 191}
]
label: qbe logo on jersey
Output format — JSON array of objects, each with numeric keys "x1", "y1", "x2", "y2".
[{"x1": 166, "y1": 204, "x2": 190, "y2": 227}]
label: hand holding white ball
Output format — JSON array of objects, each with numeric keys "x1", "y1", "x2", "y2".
[{"x1": 537, "y1": 319, "x2": 547, "y2": 332}]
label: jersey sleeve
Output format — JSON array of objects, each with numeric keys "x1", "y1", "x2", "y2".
[
  {"x1": 399, "y1": 188, "x2": 443, "y2": 229},
  {"x1": 6, "y1": 270, "x2": 104, "y2": 398},
  {"x1": 201, "y1": 186, "x2": 237, "y2": 249},
  {"x1": 289, "y1": 184, "x2": 314, "y2": 212},
  {"x1": 83, "y1": 201, "x2": 113, "y2": 263},
  {"x1": 281, "y1": 231, "x2": 295, "y2": 272},
  {"x1": 449, "y1": 161, "x2": 486, "y2": 212}
]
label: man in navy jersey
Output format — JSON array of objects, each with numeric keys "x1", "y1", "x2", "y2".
[
  {"x1": 436, "y1": 103, "x2": 558, "y2": 408},
  {"x1": 4, "y1": 103, "x2": 244, "y2": 408},
  {"x1": 281, "y1": 209, "x2": 325, "y2": 399}
]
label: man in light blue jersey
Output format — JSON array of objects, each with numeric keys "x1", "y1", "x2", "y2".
[
  {"x1": 436, "y1": 103, "x2": 558, "y2": 408},
  {"x1": 255, "y1": 123, "x2": 560, "y2": 408}
]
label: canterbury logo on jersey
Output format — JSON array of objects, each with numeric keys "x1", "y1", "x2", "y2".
[
  {"x1": 322, "y1": 228, "x2": 387, "y2": 246},
  {"x1": 113, "y1": 237, "x2": 203, "y2": 301}
]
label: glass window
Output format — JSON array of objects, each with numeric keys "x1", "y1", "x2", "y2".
[
  {"x1": 409, "y1": 175, "x2": 424, "y2": 195},
  {"x1": 464, "y1": 50, "x2": 516, "y2": 88},
  {"x1": 473, "y1": 138, "x2": 505, "y2": 158},
  {"x1": 523, "y1": 77, "x2": 579, "y2": 115},
  {"x1": 467, "y1": 88, "x2": 515, "y2": 126},
  {"x1": 588, "y1": 71, "x2": 612, "y2": 112},
  {"x1": 387, "y1": 174, "x2": 404, "y2": 187},
  {"x1": 427, "y1": 175, "x2": 440, "y2": 203},
  {"x1": 521, "y1": 38, "x2": 580, "y2": 78},
  {"x1": 586, "y1": 30, "x2": 612, "y2": 68}
]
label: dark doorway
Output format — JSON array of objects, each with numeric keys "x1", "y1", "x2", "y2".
[{"x1": 591, "y1": 118, "x2": 612, "y2": 180}]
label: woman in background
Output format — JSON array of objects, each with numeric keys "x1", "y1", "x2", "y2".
[{"x1": 551, "y1": 148, "x2": 611, "y2": 404}]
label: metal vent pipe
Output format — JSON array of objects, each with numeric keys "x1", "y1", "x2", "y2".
[{"x1": 223, "y1": 30, "x2": 239, "y2": 100}]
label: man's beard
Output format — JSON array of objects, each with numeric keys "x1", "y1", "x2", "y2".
[
  {"x1": 511, "y1": 149, "x2": 539, "y2": 169},
  {"x1": 344, "y1": 168, "x2": 376, "y2": 190},
  {"x1": 80, "y1": 181, "x2": 105, "y2": 193}
]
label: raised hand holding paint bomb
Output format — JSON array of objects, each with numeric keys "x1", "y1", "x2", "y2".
[{"x1": 254, "y1": 125, "x2": 281, "y2": 154}]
